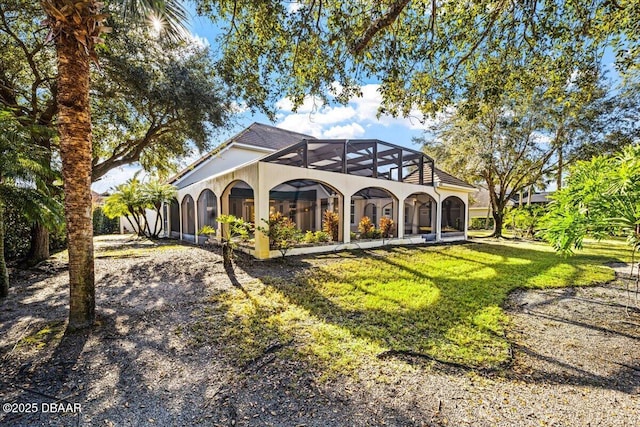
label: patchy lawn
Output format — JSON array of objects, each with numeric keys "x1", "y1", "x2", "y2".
[
  {"x1": 193, "y1": 239, "x2": 625, "y2": 377},
  {"x1": 0, "y1": 235, "x2": 638, "y2": 426}
]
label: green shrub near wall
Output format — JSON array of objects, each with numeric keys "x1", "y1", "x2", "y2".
[
  {"x1": 470, "y1": 217, "x2": 494, "y2": 230},
  {"x1": 93, "y1": 207, "x2": 120, "y2": 235}
]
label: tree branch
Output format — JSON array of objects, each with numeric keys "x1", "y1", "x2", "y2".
[{"x1": 352, "y1": 0, "x2": 411, "y2": 55}]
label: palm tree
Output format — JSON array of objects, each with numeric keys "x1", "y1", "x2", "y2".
[
  {"x1": 0, "y1": 111, "x2": 62, "y2": 298},
  {"x1": 103, "y1": 176, "x2": 147, "y2": 237},
  {"x1": 142, "y1": 180, "x2": 177, "y2": 238},
  {"x1": 38, "y1": 0, "x2": 187, "y2": 329}
]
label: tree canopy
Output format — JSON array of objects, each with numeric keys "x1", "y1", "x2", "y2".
[
  {"x1": 198, "y1": 0, "x2": 640, "y2": 118},
  {"x1": 91, "y1": 17, "x2": 233, "y2": 181},
  {"x1": 418, "y1": 92, "x2": 558, "y2": 237},
  {"x1": 0, "y1": 0, "x2": 232, "y2": 183}
]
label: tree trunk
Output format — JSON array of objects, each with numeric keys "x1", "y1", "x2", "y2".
[
  {"x1": 491, "y1": 210, "x2": 504, "y2": 238},
  {"x1": 27, "y1": 222, "x2": 50, "y2": 265},
  {"x1": 557, "y1": 143, "x2": 563, "y2": 190},
  {"x1": 153, "y1": 206, "x2": 162, "y2": 238},
  {"x1": 54, "y1": 30, "x2": 95, "y2": 330},
  {"x1": 0, "y1": 203, "x2": 9, "y2": 298},
  {"x1": 222, "y1": 241, "x2": 233, "y2": 268}
]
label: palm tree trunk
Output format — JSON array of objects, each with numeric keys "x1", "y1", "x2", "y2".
[
  {"x1": 54, "y1": 29, "x2": 95, "y2": 330},
  {"x1": 0, "y1": 202, "x2": 9, "y2": 298}
]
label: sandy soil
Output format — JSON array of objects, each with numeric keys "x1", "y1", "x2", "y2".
[{"x1": 1, "y1": 235, "x2": 638, "y2": 426}]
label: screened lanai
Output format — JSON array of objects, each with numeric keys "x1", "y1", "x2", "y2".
[
  {"x1": 168, "y1": 129, "x2": 475, "y2": 259},
  {"x1": 262, "y1": 139, "x2": 436, "y2": 186}
]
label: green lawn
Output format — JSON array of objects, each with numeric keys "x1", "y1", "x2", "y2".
[{"x1": 192, "y1": 239, "x2": 630, "y2": 378}]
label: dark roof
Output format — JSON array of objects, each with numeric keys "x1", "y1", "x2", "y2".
[
  {"x1": 235, "y1": 122, "x2": 316, "y2": 150},
  {"x1": 432, "y1": 168, "x2": 476, "y2": 189},
  {"x1": 404, "y1": 164, "x2": 475, "y2": 189},
  {"x1": 515, "y1": 191, "x2": 554, "y2": 204},
  {"x1": 168, "y1": 123, "x2": 315, "y2": 184}
]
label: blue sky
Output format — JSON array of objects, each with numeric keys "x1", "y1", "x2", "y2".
[{"x1": 91, "y1": 11, "x2": 433, "y2": 193}]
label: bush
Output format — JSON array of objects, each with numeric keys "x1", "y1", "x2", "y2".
[
  {"x1": 358, "y1": 216, "x2": 375, "y2": 238},
  {"x1": 93, "y1": 207, "x2": 119, "y2": 235},
  {"x1": 2, "y1": 202, "x2": 32, "y2": 260},
  {"x1": 322, "y1": 210, "x2": 340, "y2": 241},
  {"x1": 259, "y1": 212, "x2": 303, "y2": 257},
  {"x1": 470, "y1": 217, "x2": 494, "y2": 230},
  {"x1": 506, "y1": 206, "x2": 545, "y2": 239},
  {"x1": 314, "y1": 230, "x2": 331, "y2": 242},
  {"x1": 303, "y1": 230, "x2": 317, "y2": 243},
  {"x1": 379, "y1": 217, "x2": 395, "y2": 238},
  {"x1": 303, "y1": 230, "x2": 332, "y2": 244}
]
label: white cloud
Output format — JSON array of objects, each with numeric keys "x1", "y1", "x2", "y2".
[
  {"x1": 322, "y1": 123, "x2": 365, "y2": 139},
  {"x1": 286, "y1": 1, "x2": 303, "y2": 13},
  {"x1": 91, "y1": 164, "x2": 145, "y2": 194},
  {"x1": 275, "y1": 83, "x2": 438, "y2": 138}
]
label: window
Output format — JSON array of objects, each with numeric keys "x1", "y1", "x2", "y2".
[{"x1": 350, "y1": 200, "x2": 355, "y2": 224}]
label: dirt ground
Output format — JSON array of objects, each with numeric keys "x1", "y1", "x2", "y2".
[{"x1": 1, "y1": 235, "x2": 638, "y2": 426}]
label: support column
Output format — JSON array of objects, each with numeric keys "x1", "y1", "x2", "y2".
[
  {"x1": 179, "y1": 198, "x2": 183, "y2": 241},
  {"x1": 215, "y1": 194, "x2": 223, "y2": 241},
  {"x1": 315, "y1": 196, "x2": 322, "y2": 232},
  {"x1": 194, "y1": 199, "x2": 199, "y2": 245},
  {"x1": 396, "y1": 200, "x2": 404, "y2": 239},
  {"x1": 464, "y1": 196, "x2": 469, "y2": 241},
  {"x1": 342, "y1": 194, "x2": 351, "y2": 243},
  {"x1": 436, "y1": 194, "x2": 442, "y2": 242},
  {"x1": 254, "y1": 184, "x2": 271, "y2": 259}
]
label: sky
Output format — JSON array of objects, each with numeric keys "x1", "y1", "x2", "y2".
[{"x1": 91, "y1": 11, "x2": 434, "y2": 194}]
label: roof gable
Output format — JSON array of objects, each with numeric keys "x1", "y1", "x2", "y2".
[{"x1": 168, "y1": 123, "x2": 314, "y2": 184}]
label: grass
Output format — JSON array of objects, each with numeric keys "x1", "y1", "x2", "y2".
[
  {"x1": 16, "y1": 321, "x2": 65, "y2": 350},
  {"x1": 190, "y1": 238, "x2": 631, "y2": 378}
]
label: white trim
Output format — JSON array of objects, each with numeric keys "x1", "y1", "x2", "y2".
[{"x1": 173, "y1": 142, "x2": 275, "y2": 187}]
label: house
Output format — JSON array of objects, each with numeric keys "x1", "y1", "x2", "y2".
[
  {"x1": 514, "y1": 191, "x2": 554, "y2": 206},
  {"x1": 162, "y1": 123, "x2": 476, "y2": 259}
]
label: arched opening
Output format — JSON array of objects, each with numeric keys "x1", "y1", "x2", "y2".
[
  {"x1": 442, "y1": 196, "x2": 465, "y2": 234},
  {"x1": 403, "y1": 193, "x2": 437, "y2": 240},
  {"x1": 196, "y1": 189, "x2": 217, "y2": 244},
  {"x1": 269, "y1": 179, "x2": 343, "y2": 242},
  {"x1": 197, "y1": 189, "x2": 217, "y2": 229},
  {"x1": 181, "y1": 194, "x2": 196, "y2": 241},
  {"x1": 351, "y1": 187, "x2": 397, "y2": 239},
  {"x1": 169, "y1": 199, "x2": 180, "y2": 238},
  {"x1": 222, "y1": 180, "x2": 255, "y2": 223},
  {"x1": 363, "y1": 203, "x2": 377, "y2": 225}
]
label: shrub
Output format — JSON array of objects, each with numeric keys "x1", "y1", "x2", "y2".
[
  {"x1": 93, "y1": 207, "x2": 119, "y2": 235},
  {"x1": 379, "y1": 217, "x2": 395, "y2": 238},
  {"x1": 212, "y1": 215, "x2": 253, "y2": 268},
  {"x1": 322, "y1": 210, "x2": 340, "y2": 241},
  {"x1": 470, "y1": 217, "x2": 494, "y2": 230},
  {"x1": 259, "y1": 212, "x2": 303, "y2": 257},
  {"x1": 350, "y1": 231, "x2": 357, "y2": 241},
  {"x1": 303, "y1": 230, "x2": 318, "y2": 244},
  {"x1": 358, "y1": 216, "x2": 375, "y2": 238},
  {"x1": 506, "y1": 206, "x2": 545, "y2": 239},
  {"x1": 303, "y1": 230, "x2": 332, "y2": 244},
  {"x1": 314, "y1": 230, "x2": 331, "y2": 242}
]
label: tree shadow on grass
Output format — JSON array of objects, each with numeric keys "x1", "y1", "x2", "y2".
[{"x1": 248, "y1": 241, "x2": 637, "y2": 393}]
